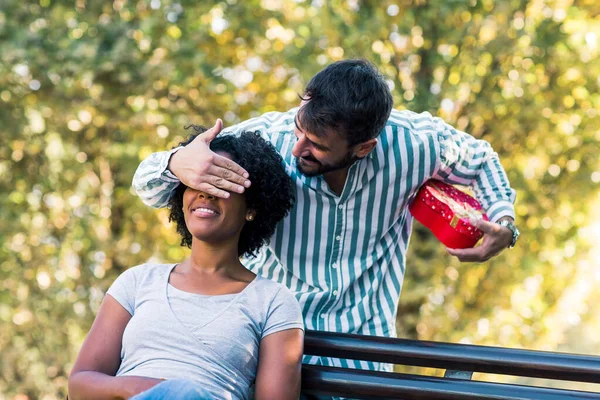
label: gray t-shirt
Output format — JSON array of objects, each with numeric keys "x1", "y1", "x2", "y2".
[{"x1": 107, "y1": 263, "x2": 304, "y2": 400}]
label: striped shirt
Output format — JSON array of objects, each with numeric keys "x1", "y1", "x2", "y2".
[{"x1": 132, "y1": 108, "x2": 516, "y2": 371}]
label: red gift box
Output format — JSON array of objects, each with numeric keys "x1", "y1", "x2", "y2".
[{"x1": 409, "y1": 180, "x2": 489, "y2": 249}]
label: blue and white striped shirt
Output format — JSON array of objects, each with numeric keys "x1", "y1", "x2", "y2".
[{"x1": 132, "y1": 108, "x2": 516, "y2": 371}]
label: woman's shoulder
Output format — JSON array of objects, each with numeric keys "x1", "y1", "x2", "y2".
[
  {"x1": 251, "y1": 275, "x2": 289, "y2": 292},
  {"x1": 116, "y1": 262, "x2": 174, "y2": 284},
  {"x1": 124, "y1": 262, "x2": 173, "y2": 274},
  {"x1": 250, "y1": 277, "x2": 299, "y2": 305},
  {"x1": 106, "y1": 263, "x2": 174, "y2": 313},
  {"x1": 248, "y1": 277, "x2": 304, "y2": 335}
]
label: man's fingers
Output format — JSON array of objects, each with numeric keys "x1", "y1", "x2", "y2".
[
  {"x1": 210, "y1": 166, "x2": 251, "y2": 192},
  {"x1": 213, "y1": 154, "x2": 251, "y2": 181},
  {"x1": 201, "y1": 119, "x2": 224, "y2": 143},
  {"x1": 196, "y1": 183, "x2": 231, "y2": 199},
  {"x1": 447, "y1": 221, "x2": 511, "y2": 263},
  {"x1": 446, "y1": 246, "x2": 488, "y2": 263},
  {"x1": 211, "y1": 175, "x2": 245, "y2": 194},
  {"x1": 446, "y1": 247, "x2": 478, "y2": 257},
  {"x1": 470, "y1": 218, "x2": 499, "y2": 235}
]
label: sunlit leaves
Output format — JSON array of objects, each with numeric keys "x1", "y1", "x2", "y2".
[{"x1": 1, "y1": 0, "x2": 600, "y2": 397}]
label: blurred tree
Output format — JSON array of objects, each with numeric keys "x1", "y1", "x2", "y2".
[{"x1": 1, "y1": 0, "x2": 599, "y2": 397}]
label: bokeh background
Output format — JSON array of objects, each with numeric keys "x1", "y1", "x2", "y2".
[{"x1": 2, "y1": 0, "x2": 600, "y2": 398}]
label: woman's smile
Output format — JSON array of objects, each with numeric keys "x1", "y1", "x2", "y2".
[{"x1": 190, "y1": 203, "x2": 221, "y2": 218}]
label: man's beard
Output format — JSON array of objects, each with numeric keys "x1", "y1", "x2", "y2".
[{"x1": 296, "y1": 152, "x2": 358, "y2": 177}]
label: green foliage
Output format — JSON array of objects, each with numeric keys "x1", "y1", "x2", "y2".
[{"x1": 1, "y1": 0, "x2": 600, "y2": 397}]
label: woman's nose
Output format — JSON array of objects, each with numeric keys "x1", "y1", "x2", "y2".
[{"x1": 198, "y1": 191, "x2": 215, "y2": 200}]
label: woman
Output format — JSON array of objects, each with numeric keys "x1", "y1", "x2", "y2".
[{"x1": 69, "y1": 125, "x2": 303, "y2": 400}]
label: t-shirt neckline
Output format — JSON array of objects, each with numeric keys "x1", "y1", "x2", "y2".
[{"x1": 164, "y1": 263, "x2": 259, "y2": 332}]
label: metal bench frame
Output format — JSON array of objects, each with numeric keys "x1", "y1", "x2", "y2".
[{"x1": 301, "y1": 330, "x2": 600, "y2": 399}]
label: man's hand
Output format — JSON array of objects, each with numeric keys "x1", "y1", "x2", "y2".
[
  {"x1": 168, "y1": 119, "x2": 251, "y2": 198},
  {"x1": 446, "y1": 218, "x2": 514, "y2": 262}
]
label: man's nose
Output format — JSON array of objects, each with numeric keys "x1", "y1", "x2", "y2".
[{"x1": 292, "y1": 136, "x2": 308, "y2": 158}]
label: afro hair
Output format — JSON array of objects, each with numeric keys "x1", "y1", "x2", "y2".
[{"x1": 168, "y1": 126, "x2": 295, "y2": 258}]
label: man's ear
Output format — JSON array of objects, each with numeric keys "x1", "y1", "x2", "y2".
[{"x1": 353, "y1": 138, "x2": 377, "y2": 159}]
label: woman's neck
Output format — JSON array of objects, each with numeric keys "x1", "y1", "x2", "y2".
[
  {"x1": 171, "y1": 238, "x2": 254, "y2": 295},
  {"x1": 184, "y1": 238, "x2": 242, "y2": 275}
]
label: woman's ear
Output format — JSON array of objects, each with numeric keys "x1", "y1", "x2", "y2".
[{"x1": 246, "y1": 210, "x2": 257, "y2": 221}]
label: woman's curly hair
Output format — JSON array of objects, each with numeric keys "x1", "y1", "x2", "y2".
[{"x1": 168, "y1": 126, "x2": 295, "y2": 258}]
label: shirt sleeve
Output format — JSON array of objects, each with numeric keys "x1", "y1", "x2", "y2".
[
  {"x1": 221, "y1": 109, "x2": 297, "y2": 140},
  {"x1": 131, "y1": 147, "x2": 182, "y2": 209},
  {"x1": 262, "y1": 286, "x2": 305, "y2": 339},
  {"x1": 106, "y1": 265, "x2": 142, "y2": 316},
  {"x1": 130, "y1": 111, "x2": 289, "y2": 209},
  {"x1": 425, "y1": 113, "x2": 516, "y2": 222}
]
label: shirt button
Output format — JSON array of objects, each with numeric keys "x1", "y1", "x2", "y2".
[
  {"x1": 320, "y1": 314, "x2": 326, "y2": 318},
  {"x1": 336, "y1": 235, "x2": 341, "y2": 241},
  {"x1": 332, "y1": 263, "x2": 338, "y2": 269},
  {"x1": 333, "y1": 290, "x2": 339, "y2": 296},
  {"x1": 338, "y1": 204, "x2": 343, "y2": 209}
]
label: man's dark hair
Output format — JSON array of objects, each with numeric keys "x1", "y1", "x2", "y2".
[
  {"x1": 299, "y1": 59, "x2": 394, "y2": 146},
  {"x1": 168, "y1": 127, "x2": 295, "y2": 257}
]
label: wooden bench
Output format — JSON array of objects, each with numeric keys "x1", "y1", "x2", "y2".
[{"x1": 301, "y1": 330, "x2": 600, "y2": 399}]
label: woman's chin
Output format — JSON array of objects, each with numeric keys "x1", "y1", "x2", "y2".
[
  {"x1": 186, "y1": 219, "x2": 244, "y2": 245},
  {"x1": 189, "y1": 230, "x2": 219, "y2": 242},
  {"x1": 188, "y1": 228, "x2": 239, "y2": 245}
]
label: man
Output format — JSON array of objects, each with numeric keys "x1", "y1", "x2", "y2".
[{"x1": 132, "y1": 59, "x2": 518, "y2": 371}]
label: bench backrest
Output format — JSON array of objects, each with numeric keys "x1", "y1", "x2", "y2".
[{"x1": 301, "y1": 330, "x2": 600, "y2": 399}]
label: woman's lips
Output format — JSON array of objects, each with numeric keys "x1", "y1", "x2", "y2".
[{"x1": 191, "y1": 207, "x2": 220, "y2": 218}]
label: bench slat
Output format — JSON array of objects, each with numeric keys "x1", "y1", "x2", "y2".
[
  {"x1": 305, "y1": 330, "x2": 600, "y2": 383},
  {"x1": 302, "y1": 365, "x2": 600, "y2": 400}
]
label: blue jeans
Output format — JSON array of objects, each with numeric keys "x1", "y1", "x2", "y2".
[{"x1": 131, "y1": 379, "x2": 213, "y2": 400}]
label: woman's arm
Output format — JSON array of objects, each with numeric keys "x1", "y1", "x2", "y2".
[
  {"x1": 68, "y1": 295, "x2": 163, "y2": 400},
  {"x1": 254, "y1": 328, "x2": 304, "y2": 400}
]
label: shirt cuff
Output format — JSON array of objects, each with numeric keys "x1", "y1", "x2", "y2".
[
  {"x1": 159, "y1": 147, "x2": 183, "y2": 182},
  {"x1": 486, "y1": 201, "x2": 516, "y2": 223}
]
